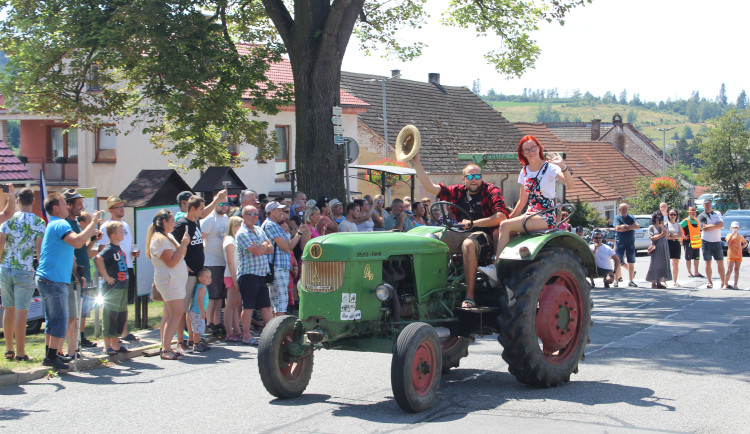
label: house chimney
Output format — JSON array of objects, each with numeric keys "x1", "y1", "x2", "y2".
[
  {"x1": 612, "y1": 113, "x2": 625, "y2": 153},
  {"x1": 428, "y1": 73, "x2": 440, "y2": 85},
  {"x1": 590, "y1": 117, "x2": 601, "y2": 141},
  {"x1": 391, "y1": 69, "x2": 401, "y2": 78}
]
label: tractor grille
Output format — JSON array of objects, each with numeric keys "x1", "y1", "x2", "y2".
[{"x1": 301, "y1": 261, "x2": 345, "y2": 293}]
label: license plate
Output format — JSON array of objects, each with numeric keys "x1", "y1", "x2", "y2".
[{"x1": 635, "y1": 233, "x2": 644, "y2": 238}]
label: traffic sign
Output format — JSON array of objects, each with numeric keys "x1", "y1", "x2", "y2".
[
  {"x1": 334, "y1": 136, "x2": 344, "y2": 144},
  {"x1": 331, "y1": 115, "x2": 343, "y2": 125},
  {"x1": 334, "y1": 126, "x2": 344, "y2": 135},
  {"x1": 332, "y1": 106, "x2": 342, "y2": 116}
]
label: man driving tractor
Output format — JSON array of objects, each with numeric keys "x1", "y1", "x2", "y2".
[{"x1": 411, "y1": 154, "x2": 509, "y2": 308}]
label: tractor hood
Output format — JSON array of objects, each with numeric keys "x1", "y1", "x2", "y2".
[{"x1": 302, "y1": 231, "x2": 448, "y2": 262}]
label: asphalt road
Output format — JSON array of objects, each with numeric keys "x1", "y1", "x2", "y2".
[{"x1": 1, "y1": 254, "x2": 749, "y2": 433}]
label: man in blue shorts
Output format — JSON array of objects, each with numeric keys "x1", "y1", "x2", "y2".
[
  {"x1": 614, "y1": 203, "x2": 639, "y2": 288},
  {"x1": 36, "y1": 193, "x2": 102, "y2": 370}
]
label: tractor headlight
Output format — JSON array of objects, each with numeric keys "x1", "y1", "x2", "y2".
[{"x1": 375, "y1": 283, "x2": 393, "y2": 302}]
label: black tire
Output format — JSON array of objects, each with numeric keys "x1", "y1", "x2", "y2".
[
  {"x1": 25, "y1": 319, "x2": 43, "y2": 335},
  {"x1": 258, "y1": 315, "x2": 314, "y2": 399},
  {"x1": 391, "y1": 322, "x2": 442, "y2": 412},
  {"x1": 498, "y1": 247, "x2": 592, "y2": 387},
  {"x1": 440, "y1": 335, "x2": 474, "y2": 374}
]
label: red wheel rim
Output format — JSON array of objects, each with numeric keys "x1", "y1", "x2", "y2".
[
  {"x1": 535, "y1": 271, "x2": 583, "y2": 364},
  {"x1": 411, "y1": 341, "x2": 437, "y2": 396},
  {"x1": 279, "y1": 332, "x2": 306, "y2": 381}
]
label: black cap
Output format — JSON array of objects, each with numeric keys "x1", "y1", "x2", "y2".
[{"x1": 176, "y1": 191, "x2": 193, "y2": 203}]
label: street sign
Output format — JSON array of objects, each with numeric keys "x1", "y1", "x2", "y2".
[
  {"x1": 331, "y1": 115, "x2": 343, "y2": 126},
  {"x1": 334, "y1": 136, "x2": 344, "y2": 144},
  {"x1": 332, "y1": 106, "x2": 342, "y2": 116},
  {"x1": 334, "y1": 126, "x2": 344, "y2": 135}
]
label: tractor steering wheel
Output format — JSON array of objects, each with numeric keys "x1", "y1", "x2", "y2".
[{"x1": 428, "y1": 201, "x2": 474, "y2": 233}]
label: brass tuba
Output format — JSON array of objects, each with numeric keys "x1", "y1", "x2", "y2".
[{"x1": 395, "y1": 125, "x2": 421, "y2": 162}]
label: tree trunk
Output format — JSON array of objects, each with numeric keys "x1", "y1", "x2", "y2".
[{"x1": 264, "y1": 0, "x2": 364, "y2": 201}]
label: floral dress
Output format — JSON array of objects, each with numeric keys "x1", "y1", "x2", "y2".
[{"x1": 522, "y1": 162, "x2": 556, "y2": 229}]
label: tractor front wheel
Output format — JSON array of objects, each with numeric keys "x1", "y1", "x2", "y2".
[
  {"x1": 391, "y1": 322, "x2": 442, "y2": 412},
  {"x1": 258, "y1": 315, "x2": 314, "y2": 399}
]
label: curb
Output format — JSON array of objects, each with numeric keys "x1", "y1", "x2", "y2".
[{"x1": 0, "y1": 341, "x2": 162, "y2": 387}]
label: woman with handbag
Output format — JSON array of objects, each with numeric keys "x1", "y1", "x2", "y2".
[
  {"x1": 146, "y1": 209, "x2": 190, "y2": 360},
  {"x1": 646, "y1": 211, "x2": 672, "y2": 289}
]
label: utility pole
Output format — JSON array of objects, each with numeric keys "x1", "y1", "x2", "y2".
[{"x1": 655, "y1": 127, "x2": 675, "y2": 176}]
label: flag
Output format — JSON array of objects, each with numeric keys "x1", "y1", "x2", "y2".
[{"x1": 39, "y1": 169, "x2": 48, "y2": 223}]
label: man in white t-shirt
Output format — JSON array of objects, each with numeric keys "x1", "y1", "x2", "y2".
[
  {"x1": 200, "y1": 200, "x2": 230, "y2": 335},
  {"x1": 589, "y1": 231, "x2": 620, "y2": 288},
  {"x1": 98, "y1": 195, "x2": 139, "y2": 341},
  {"x1": 338, "y1": 202, "x2": 360, "y2": 233},
  {"x1": 697, "y1": 197, "x2": 725, "y2": 288}
]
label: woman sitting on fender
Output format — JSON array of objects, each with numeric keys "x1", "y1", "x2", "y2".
[{"x1": 495, "y1": 135, "x2": 573, "y2": 254}]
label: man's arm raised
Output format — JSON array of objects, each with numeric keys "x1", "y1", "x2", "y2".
[{"x1": 411, "y1": 154, "x2": 440, "y2": 196}]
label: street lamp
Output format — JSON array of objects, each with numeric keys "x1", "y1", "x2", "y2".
[{"x1": 655, "y1": 127, "x2": 675, "y2": 176}]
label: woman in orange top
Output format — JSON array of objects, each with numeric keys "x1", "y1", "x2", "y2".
[{"x1": 724, "y1": 221, "x2": 748, "y2": 289}]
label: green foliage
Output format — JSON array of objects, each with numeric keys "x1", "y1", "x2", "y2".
[
  {"x1": 568, "y1": 198, "x2": 608, "y2": 229},
  {"x1": 627, "y1": 167, "x2": 687, "y2": 215},
  {"x1": 697, "y1": 109, "x2": 750, "y2": 209},
  {"x1": 0, "y1": 0, "x2": 292, "y2": 170}
]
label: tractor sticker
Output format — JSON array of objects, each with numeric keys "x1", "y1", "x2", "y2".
[
  {"x1": 363, "y1": 264, "x2": 374, "y2": 281},
  {"x1": 340, "y1": 293, "x2": 361, "y2": 321}
]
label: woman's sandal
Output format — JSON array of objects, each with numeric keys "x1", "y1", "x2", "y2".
[
  {"x1": 707, "y1": 283, "x2": 713, "y2": 288},
  {"x1": 461, "y1": 299, "x2": 476, "y2": 308},
  {"x1": 160, "y1": 350, "x2": 183, "y2": 360},
  {"x1": 15, "y1": 355, "x2": 34, "y2": 362},
  {"x1": 4, "y1": 350, "x2": 15, "y2": 360}
]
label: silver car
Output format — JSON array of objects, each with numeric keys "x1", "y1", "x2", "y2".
[{"x1": 633, "y1": 215, "x2": 653, "y2": 251}]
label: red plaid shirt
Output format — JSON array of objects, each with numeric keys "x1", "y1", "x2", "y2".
[{"x1": 437, "y1": 182, "x2": 510, "y2": 222}]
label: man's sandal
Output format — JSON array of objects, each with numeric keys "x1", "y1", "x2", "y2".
[
  {"x1": 4, "y1": 350, "x2": 15, "y2": 360},
  {"x1": 461, "y1": 299, "x2": 476, "y2": 308},
  {"x1": 160, "y1": 351, "x2": 183, "y2": 360}
]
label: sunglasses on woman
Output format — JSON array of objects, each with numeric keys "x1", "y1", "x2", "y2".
[{"x1": 464, "y1": 174, "x2": 482, "y2": 180}]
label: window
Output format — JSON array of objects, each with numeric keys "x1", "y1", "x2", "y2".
[
  {"x1": 87, "y1": 64, "x2": 101, "y2": 92},
  {"x1": 95, "y1": 126, "x2": 116, "y2": 162},
  {"x1": 274, "y1": 125, "x2": 290, "y2": 180},
  {"x1": 48, "y1": 126, "x2": 78, "y2": 161}
]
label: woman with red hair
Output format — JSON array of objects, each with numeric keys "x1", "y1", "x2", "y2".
[{"x1": 495, "y1": 135, "x2": 573, "y2": 254}]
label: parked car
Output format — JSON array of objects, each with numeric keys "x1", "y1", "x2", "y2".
[
  {"x1": 633, "y1": 215, "x2": 653, "y2": 251},
  {"x1": 0, "y1": 290, "x2": 45, "y2": 334},
  {"x1": 725, "y1": 209, "x2": 750, "y2": 216},
  {"x1": 720, "y1": 216, "x2": 750, "y2": 255}
]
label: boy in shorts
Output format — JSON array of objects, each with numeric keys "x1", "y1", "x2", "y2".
[
  {"x1": 724, "y1": 221, "x2": 747, "y2": 289},
  {"x1": 188, "y1": 268, "x2": 212, "y2": 352},
  {"x1": 94, "y1": 221, "x2": 129, "y2": 356}
]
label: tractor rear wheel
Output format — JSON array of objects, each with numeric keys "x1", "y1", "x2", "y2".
[
  {"x1": 440, "y1": 335, "x2": 474, "y2": 374},
  {"x1": 498, "y1": 247, "x2": 592, "y2": 387}
]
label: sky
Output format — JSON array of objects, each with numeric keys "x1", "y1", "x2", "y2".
[{"x1": 341, "y1": 0, "x2": 749, "y2": 103}]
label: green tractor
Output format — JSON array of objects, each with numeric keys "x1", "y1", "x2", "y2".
[{"x1": 258, "y1": 154, "x2": 596, "y2": 413}]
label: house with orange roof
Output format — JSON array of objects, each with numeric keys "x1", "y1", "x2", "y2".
[{"x1": 0, "y1": 57, "x2": 368, "y2": 210}]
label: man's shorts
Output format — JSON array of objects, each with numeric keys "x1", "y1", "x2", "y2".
[
  {"x1": 596, "y1": 267, "x2": 614, "y2": 278},
  {"x1": 615, "y1": 242, "x2": 636, "y2": 264},
  {"x1": 442, "y1": 230, "x2": 493, "y2": 264},
  {"x1": 206, "y1": 266, "x2": 227, "y2": 300},
  {"x1": 0, "y1": 267, "x2": 36, "y2": 310},
  {"x1": 683, "y1": 241, "x2": 700, "y2": 261},
  {"x1": 237, "y1": 273, "x2": 271, "y2": 310},
  {"x1": 36, "y1": 277, "x2": 68, "y2": 338},
  {"x1": 702, "y1": 241, "x2": 724, "y2": 261}
]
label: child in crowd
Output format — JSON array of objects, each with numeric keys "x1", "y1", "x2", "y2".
[
  {"x1": 189, "y1": 268, "x2": 212, "y2": 352},
  {"x1": 94, "y1": 221, "x2": 130, "y2": 356},
  {"x1": 724, "y1": 221, "x2": 748, "y2": 289}
]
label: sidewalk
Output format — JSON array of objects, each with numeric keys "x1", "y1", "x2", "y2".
[{"x1": 0, "y1": 327, "x2": 163, "y2": 387}]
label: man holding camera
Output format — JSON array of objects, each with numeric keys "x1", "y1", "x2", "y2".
[{"x1": 590, "y1": 231, "x2": 621, "y2": 288}]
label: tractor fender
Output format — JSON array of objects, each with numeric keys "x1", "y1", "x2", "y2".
[{"x1": 496, "y1": 231, "x2": 596, "y2": 279}]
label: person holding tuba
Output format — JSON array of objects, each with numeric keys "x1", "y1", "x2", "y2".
[{"x1": 403, "y1": 126, "x2": 509, "y2": 308}]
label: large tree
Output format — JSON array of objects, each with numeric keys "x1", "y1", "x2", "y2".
[
  {"x1": 698, "y1": 109, "x2": 750, "y2": 209},
  {"x1": 0, "y1": 0, "x2": 590, "y2": 199}
]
